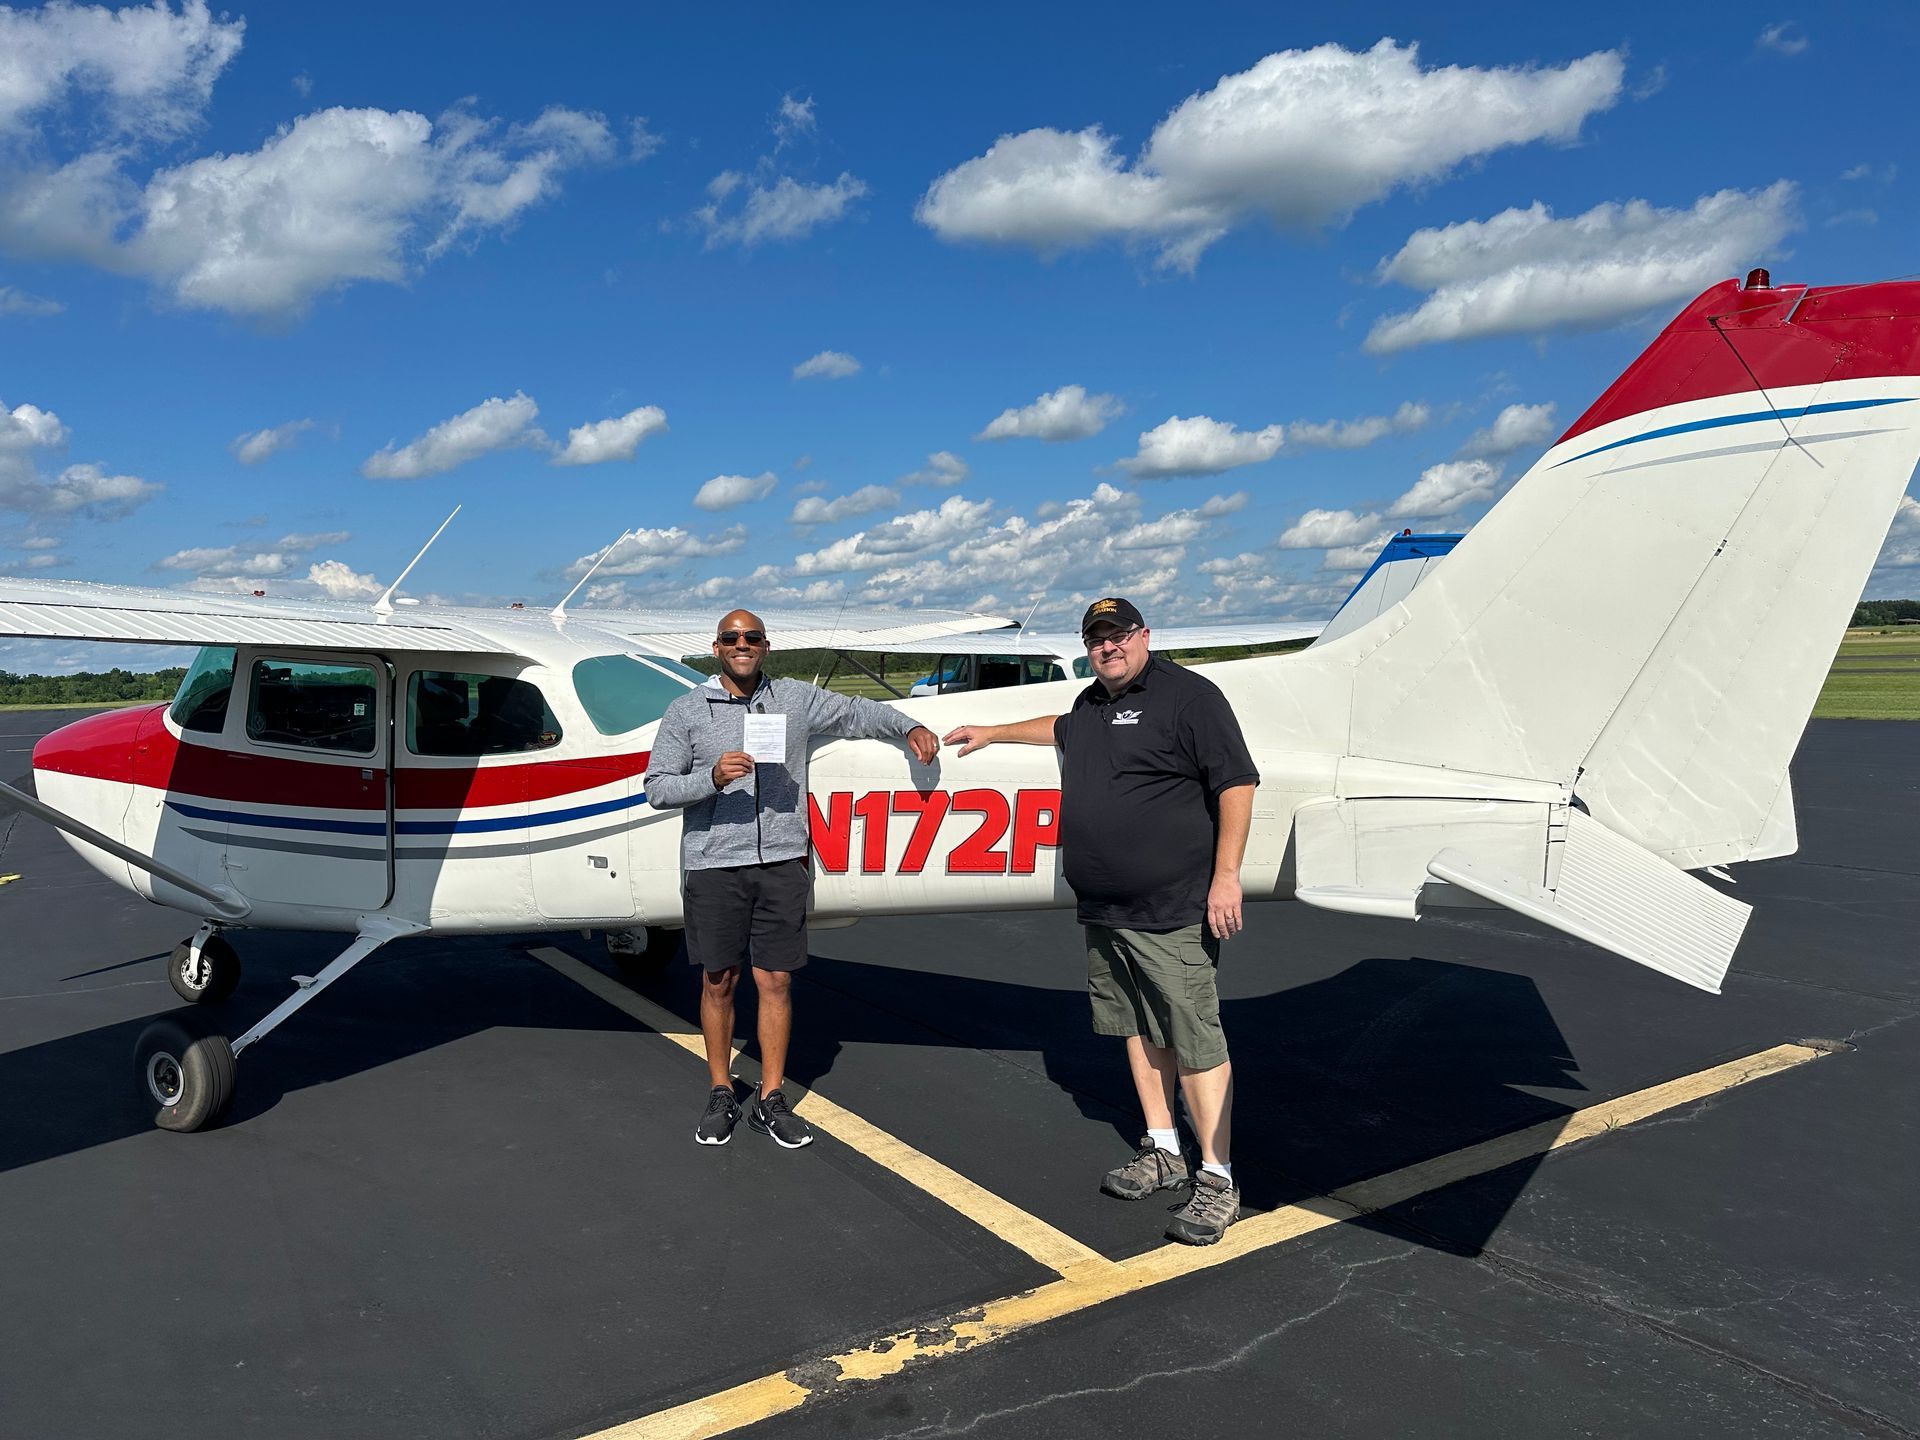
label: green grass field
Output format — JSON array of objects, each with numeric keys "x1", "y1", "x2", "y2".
[{"x1": 1813, "y1": 628, "x2": 1920, "y2": 719}]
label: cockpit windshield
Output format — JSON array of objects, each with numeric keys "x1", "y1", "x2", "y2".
[
  {"x1": 572, "y1": 654, "x2": 699, "y2": 736},
  {"x1": 169, "y1": 646, "x2": 236, "y2": 734}
]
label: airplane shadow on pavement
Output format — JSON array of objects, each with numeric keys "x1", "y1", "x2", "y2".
[
  {"x1": 3, "y1": 917, "x2": 1582, "y2": 1261},
  {"x1": 646, "y1": 944, "x2": 1586, "y2": 1259}
]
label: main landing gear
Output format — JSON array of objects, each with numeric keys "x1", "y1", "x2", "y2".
[
  {"x1": 605, "y1": 924, "x2": 682, "y2": 975},
  {"x1": 132, "y1": 918, "x2": 423, "y2": 1133}
]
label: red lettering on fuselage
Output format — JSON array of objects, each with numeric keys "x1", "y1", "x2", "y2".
[{"x1": 809, "y1": 787, "x2": 1063, "y2": 875}]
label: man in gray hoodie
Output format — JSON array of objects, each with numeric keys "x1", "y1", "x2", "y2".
[{"x1": 646, "y1": 608, "x2": 940, "y2": 1148}]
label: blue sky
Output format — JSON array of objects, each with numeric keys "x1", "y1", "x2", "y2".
[{"x1": 2, "y1": 1, "x2": 1917, "y2": 673}]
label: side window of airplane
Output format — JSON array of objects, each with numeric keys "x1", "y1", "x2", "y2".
[
  {"x1": 246, "y1": 659, "x2": 379, "y2": 754},
  {"x1": 572, "y1": 654, "x2": 698, "y2": 735},
  {"x1": 169, "y1": 646, "x2": 237, "y2": 734},
  {"x1": 1073, "y1": 658, "x2": 1093, "y2": 680},
  {"x1": 407, "y1": 671, "x2": 563, "y2": 757}
]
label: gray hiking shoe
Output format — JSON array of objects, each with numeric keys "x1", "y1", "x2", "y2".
[
  {"x1": 748, "y1": 1088, "x2": 814, "y2": 1149},
  {"x1": 1102, "y1": 1138, "x2": 1189, "y2": 1200},
  {"x1": 695, "y1": 1084, "x2": 741, "y2": 1145},
  {"x1": 1165, "y1": 1169, "x2": 1241, "y2": 1245}
]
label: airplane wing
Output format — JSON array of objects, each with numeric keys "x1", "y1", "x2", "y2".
[
  {"x1": 572, "y1": 604, "x2": 1016, "y2": 659},
  {"x1": 0, "y1": 579, "x2": 1013, "y2": 661},
  {"x1": 852, "y1": 620, "x2": 1325, "y2": 660},
  {"x1": 0, "y1": 576, "x2": 510, "y2": 653}
]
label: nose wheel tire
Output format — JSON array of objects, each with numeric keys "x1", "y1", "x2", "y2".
[
  {"x1": 167, "y1": 934, "x2": 241, "y2": 1005},
  {"x1": 135, "y1": 1016, "x2": 237, "y2": 1132}
]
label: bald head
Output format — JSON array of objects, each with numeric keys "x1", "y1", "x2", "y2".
[{"x1": 712, "y1": 608, "x2": 770, "y2": 695}]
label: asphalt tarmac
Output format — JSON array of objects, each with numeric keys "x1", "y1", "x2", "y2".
[{"x1": 1, "y1": 710, "x2": 1915, "y2": 1439}]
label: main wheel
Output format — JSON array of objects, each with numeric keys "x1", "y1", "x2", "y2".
[
  {"x1": 135, "y1": 1016, "x2": 237, "y2": 1132},
  {"x1": 167, "y1": 934, "x2": 241, "y2": 1005},
  {"x1": 609, "y1": 925, "x2": 681, "y2": 975}
]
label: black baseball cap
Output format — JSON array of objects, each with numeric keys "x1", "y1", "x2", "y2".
[{"x1": 1080, "y1": 596, "x2": 1145, "y2": 637}]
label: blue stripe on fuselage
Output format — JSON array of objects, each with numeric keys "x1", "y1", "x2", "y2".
[
  {"x1": 165, "y1": 790, "x2": 649, "y2": 837},
  {"x1": 1554, "y1": 396, "x2": 1910, "y2": 467}
]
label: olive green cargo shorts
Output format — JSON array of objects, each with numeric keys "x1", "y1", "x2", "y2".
[{"x1": 1084, "y1": 923, "x2": 1228, "y2": 1071}]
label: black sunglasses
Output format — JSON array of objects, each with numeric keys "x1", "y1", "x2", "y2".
[{"x1": 717, "y1": 630, "x2": 767, "y2": 645}]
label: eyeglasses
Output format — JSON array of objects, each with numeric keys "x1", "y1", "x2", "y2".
[
  {"x1": 1083, "y1": 625, "x2": 1141, "y2": 651},
  {"x1": 717, "y1": 630, "x2": 767, "y2": 646}
]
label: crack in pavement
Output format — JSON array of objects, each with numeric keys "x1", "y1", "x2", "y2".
[{"x1": 881, "y1": 1252, "x2": 1379, "y2": 1439}]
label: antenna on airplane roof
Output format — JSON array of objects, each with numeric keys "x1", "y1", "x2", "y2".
[
  {"x1": 551, "y1": 527, "x2": 630, "y2": 623},
  {"x1": 373, "y1": 505, "x2": 460, "y2": 618}
]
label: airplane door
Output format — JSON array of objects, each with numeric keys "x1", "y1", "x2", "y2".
[{"x1": 222, "y1": 654, "x2": 393, "y2": 914}]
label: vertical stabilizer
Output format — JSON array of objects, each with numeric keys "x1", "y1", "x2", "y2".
[{"x1": 1245, "y1": 277, "x2": 1920, "y2": 866}]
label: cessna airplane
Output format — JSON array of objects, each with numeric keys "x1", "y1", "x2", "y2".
[{"x1": 4, "y1": 270, "x2": 1916, "y2": 1133}]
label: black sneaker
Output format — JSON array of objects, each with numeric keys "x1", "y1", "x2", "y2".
[
  {"x1": 695, "y1": 1084, "x2": 741, "y2": 1145},
  {"x1": 747, "y1": 1088, "x2": 814, "y2": 1149}
]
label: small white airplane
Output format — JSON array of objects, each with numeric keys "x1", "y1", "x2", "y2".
[{"x1": 4, "y1": 269, "x2": 1915, "y2": 1134}]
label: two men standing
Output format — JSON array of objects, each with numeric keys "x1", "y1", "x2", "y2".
[
  {"x1": 644, "y1": 610, "x2": 940, "y2": 1149},
  {"x1": 943, "y1": 598, "x2": 1257, "y2": 1245},
  {"x1": 647, "y1": 597, "x2": 1255, "y2": 1246}
]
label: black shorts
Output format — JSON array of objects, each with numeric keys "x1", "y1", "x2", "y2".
[{"x1": 682, "y1": 857, "x2": 811, "y2": 974}]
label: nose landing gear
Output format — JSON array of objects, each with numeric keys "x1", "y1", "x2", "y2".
[{"x1": 166, "y1": 928, "x2": 242, "y2": 1005}]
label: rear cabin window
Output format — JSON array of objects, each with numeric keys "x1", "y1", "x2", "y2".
[
  {"x1": 170, "y1": 646, "x2": 236, "y2": 734},
  {"x1": 247, "y1": 659, "x2": 379, "y2": 753},
  {"x1": 408, "y1": 671, "x2": 562, "y2": 756},
  {"x1": 572, "y1": 654, "x2": 697, "y2": 736}
]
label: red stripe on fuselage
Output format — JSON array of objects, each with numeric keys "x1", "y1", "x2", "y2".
[
  {"x1": 34, "y1": 703, "x2": 649, "y2": 812},
  {"x1": 1560, "y1": 278, "x2": 1920, "y2": 445}
]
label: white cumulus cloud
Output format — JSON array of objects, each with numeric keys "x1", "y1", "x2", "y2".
[
  {"x1": 306, "y1": 558, "x2": 381, "y2": 598},
  {"x1": 1287, "y1": 401, "x2": 1430, "y2": 450},
  {"x1": 976, "y1": 384, "x2": 1124, "y2": 442},
  {"x1": 1388, "y1": 459, "x2": 1501, "y2": 519},
  {"x1": 692, "y1": 471, "x2": 778, "y2": 511},
  {"x1": 699, "y1": 172, "x2": 867, "y2": 248},
  {"x1": 229, "y1": 418, "x2": 318, "y2": 465},
  {"x1": 0, "y1": 95, "x2": 616, "y2": 321},
  {"x1": 363, "y1": 392, "x2": 543, "y2": 480},
  {"x1": 571, "y1": 524, "x2": 748, "y2": 579},
  {"x1": 1459, "y1": 401, "x2": 1559, "y2": 458},
  {"x1": 552, "y1": 405, "x2": 668, "y2": 466},
  {"x1": 918, "y1": 41, "x2": 1623, "y2": 270},
  {"x1": 900, "y1": 450, "x2": 970, "y2": 487},
  {"x1": 1365, "y1": 183, "x2": 1799, "y2": 353},
  {"x1": 1118, "y1": 415, "x2": 1284, "y2": 479},
  {"x1": 792, "y1": 496, "x2": 994, "y2": 575},
  {"x1": 1278, "y1": 508, "x2": 1385, "y2": 549},
  {"x1": 793, "y1": 350, "x2": 860, "y2": 380},
  {"x1": 0, "y1": 0, "x2": 244, "y2": 141},
  {"x1": 791, "y1": 484, "x2": 899, "y2": 526},
  {"x1": 1, "y1": 401, "x2": 159, "y2": 518}
]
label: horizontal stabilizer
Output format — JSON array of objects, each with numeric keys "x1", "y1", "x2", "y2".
[{"x1": 1428, "y1": 809, "x2": 1749, "y2": 993}]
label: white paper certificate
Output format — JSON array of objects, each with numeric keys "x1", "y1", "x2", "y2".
[{"x1": 743, "y1": 713, "x2": 788, "y2": 764}]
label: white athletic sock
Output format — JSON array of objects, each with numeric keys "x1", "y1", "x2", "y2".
[
  {"x1": 1201, "y1": 1161, "x2": 1233, "y2": 1184},
  {"x1": 1147, "y1": 1127, "x2": 1181, "y2": 1156}
]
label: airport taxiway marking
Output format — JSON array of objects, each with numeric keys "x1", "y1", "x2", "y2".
[
  {"x1": 528, "y1": 947, "x2": 1109, "y2": 1278},
  {"x1": 567, "y1": 1039, "x2": 1830, "y2": 1440}
]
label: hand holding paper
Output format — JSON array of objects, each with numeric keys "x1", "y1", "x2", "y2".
[{"x1": 743, "y1": 713, "x2": 787, "y2": 764}]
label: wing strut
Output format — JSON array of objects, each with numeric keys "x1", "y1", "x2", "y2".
[{"x1": 0, "y1": 776, "x2": 250, "y2": 919}]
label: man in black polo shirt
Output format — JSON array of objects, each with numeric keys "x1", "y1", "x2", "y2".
[{"x1": 943, "y1": 597, "x2": 1258, "y2": 1244}]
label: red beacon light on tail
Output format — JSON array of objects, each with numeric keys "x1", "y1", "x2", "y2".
[{"x1": 1745, "y1": 268, "x2": 1771, "y2": 290}]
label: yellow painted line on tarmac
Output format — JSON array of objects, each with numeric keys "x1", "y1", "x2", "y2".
[
  {"x1": 578, "y1": 1041, "x2": 1829, "y2": 1440},
  {"x1": 528, "y1": 946, "x2": 1109, "y2": 1279},
  {"x1": 0, "y1": 874, "x2": 19, "y2": 886}
]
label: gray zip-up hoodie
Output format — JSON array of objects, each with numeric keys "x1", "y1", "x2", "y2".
[{"x1": 645, "y1": 674, "x2": 925, "y2": 870}]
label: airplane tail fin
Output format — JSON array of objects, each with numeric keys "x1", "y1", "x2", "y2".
[{"x1": 1281, "y1": 275, "x2": 1920, "y2": 867}]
